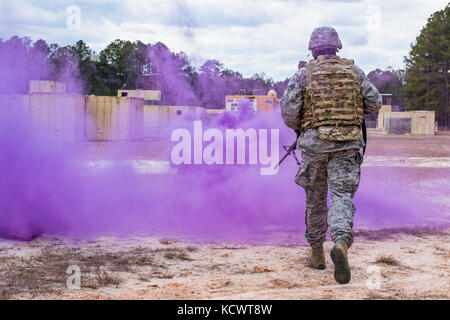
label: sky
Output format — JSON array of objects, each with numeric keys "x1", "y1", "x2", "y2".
[{"x1": 0, "y1": 0, "x2": 447, "y2": 81}]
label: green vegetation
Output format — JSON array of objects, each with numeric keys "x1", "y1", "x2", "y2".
[{"x1": 404, "y1": 4, "x2": 449, "y2": 127}]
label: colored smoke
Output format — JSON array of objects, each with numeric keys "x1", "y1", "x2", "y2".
[
  {"x1": 0, "y1": 37, "x2": 448, "y2": 244},
  {"x1": 0, "y1": 111, "x2": 448, "y2": 244}
]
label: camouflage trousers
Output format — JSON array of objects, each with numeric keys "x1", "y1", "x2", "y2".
[{"x1": 295, "y1": 149, "x2": 363, "y2": 248}]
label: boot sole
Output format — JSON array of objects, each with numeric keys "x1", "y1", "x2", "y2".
[{"x1": 330, "y1": 245, "x2": 351, "y2": 284}]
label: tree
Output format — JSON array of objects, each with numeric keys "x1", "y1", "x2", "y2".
[
  {"x1": 403, "y1": 4, "x2": 449, "y2": 128},
  {"x1": 148, "y1": 42, "x2": 199, "y2": 106},
  {"x1": 0, "y1": 36, "x2": 289, "y2": 106},
  {"x1": 273, "y1": 78, "x2": 289, "y2": 99},
  {"x1": 368, "y1": 68, "x2": 405, "y2": 109},
  {"x1": 196, "y1": 60, "x2": 227, "y2": 108},
  {"x1": 31, "y1": 39, "x2": 52, "y2": 81},
  {"x1": 49, "y1": 44, "x2": 82, "y2": 93},
  {"x1": 0, "y1": 36, "x2": 55, "y2": 94},
  {"x1": 96, "y1": 39, "x2": 151, "y2": 95},
  {"x1": 69, "y1": 40, "x2": 97, "y2": 94}
]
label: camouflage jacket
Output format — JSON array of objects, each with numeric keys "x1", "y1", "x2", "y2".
[{"x1": 281, "y1": 55, "x2": 382, "y2": 154}]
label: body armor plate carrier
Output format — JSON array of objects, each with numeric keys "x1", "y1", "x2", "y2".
[{"x1": 301, "y1": 56, "x2": 364, "y2": 141}]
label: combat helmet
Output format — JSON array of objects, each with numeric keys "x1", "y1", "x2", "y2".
[{"x1": 308, "y1": 26, "x2": 342, "y2": 52}]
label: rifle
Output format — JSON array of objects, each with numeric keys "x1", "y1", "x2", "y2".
[
  {"x1": 274, "y1": 131, "x2": 301, "y2": 170},
  {"x1": 362, "y1": 118, "x2": 367, "y2": 156}
]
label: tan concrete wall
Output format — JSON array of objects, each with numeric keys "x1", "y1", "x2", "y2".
[
  {"x1": 384, "y1": 111, "x2": 412, "y2": 119},
  {"x1": 204, "y1": 109, "x2": 225, "y2": 115},
  {"x1": 202, "y1": 108, "x2": 225, "y2": 127},
  {"x1": 0, "y1": 94, "x2": 30, "y2": 128},
  {"x1": 29, "y1": 80, "x2": 66, "y2": 94},
  {"x1": 411, "y1": 111, "x2": 435, "y2": 135},
  {"x1": 382, "y1": 112, "x2": 410, "y2": 133},
  {"x1": 85, "y1": 96, "x2": 144, "y2": 141},
  {"x1": 376, "y1": 105, "x2": 393, "y2": 129},
  {"x1": 0, "y1": 93, "x2": 85, "y2": 141},
  {"x1": 381, "y1": 111, "x2": 436, "y2": 135},
  {"x1": 143, "y1": 105, "x2": 203, "y2": 138},
  {"x1": 118, "y1": 89, "x2": 161, "y2": 101},
  {"x1": 0, "y1": 94, "x2": 145, "y2": 141}
]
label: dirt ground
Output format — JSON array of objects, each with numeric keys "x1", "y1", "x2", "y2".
[
  {"x1": 0, "y1": 131, "x2": 449, "y2": 300},
  {"x1": 0, "y1": 228, "x2": 448, "y2": 300}
]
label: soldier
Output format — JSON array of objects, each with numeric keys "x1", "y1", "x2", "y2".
[{"x1": 281, "y1": 27, "x2": 381, "y2": 284}]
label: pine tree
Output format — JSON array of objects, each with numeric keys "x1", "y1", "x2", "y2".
[{"x1": 404, "y1": 4, "x2": 449, "y2": 128}]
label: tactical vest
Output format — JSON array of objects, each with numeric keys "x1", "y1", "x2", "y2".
[{"x1": 301, "y1": 56, "x2": 364, "y2": 141}]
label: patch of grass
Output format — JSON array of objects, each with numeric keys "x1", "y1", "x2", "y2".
[
  {"x1": 433, "y1": 246, "x2": 447, "y2": 255},
  {"x1": 354, "y1": 227, "x2": 448, "y2": 241},
  {"x1": 208, "y1": 263, "x2": 226, "y2": 271},
  {"x1": 138, "y1": 275, "x2": 150, "y2": 282},
  {"x1": 367, "y1": 290, "x2": 448, "y2": 300},
  {"x1": 0, "y1": 245, "x2": 174, "y2": 298},
  {"x1": 164, "y1": 251, "x2": 192, "y2": 261},
  {"x1": 151, "y1": 271, "x2": 174, "y2": 279},
  {"x1": 95, "y1": 269, "x2": 122, "y2": 288},
  {"x1": 365, "y1": 292, "x2": 400, "y2": 300},
  {"x1": 211, "y1": 246, "x2": 247, "y2": 250},
  {"x1": 0, "y1": 259, "x2": 61, "y2": 298},
  {"x1": 222, "y1": 280, "x2": 232, "y2": 287},
  {"x1": 0, "y1": 289, "x2": 11, "y2": 300},
  {"x1": 159, "y1": 239, "x2": 173, "y2": 245},
  {"x1": 82, "y1": 269, "x2": 122, "y2": 290},
  {"x1": 375, "y1": 255, "x2": 401, "y2": 266}
]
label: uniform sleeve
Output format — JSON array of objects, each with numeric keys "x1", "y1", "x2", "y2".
[
  {"x1": 355, "y1": 65, "x2": 382, "y2": 115},
  {"x1": 280, "y1": 68, "x2": 307, "y2": 130}
]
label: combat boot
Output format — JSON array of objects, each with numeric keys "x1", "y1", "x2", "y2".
[
  {"x1": 308, "y1": 245, "x2": 326, "y2": 270},
  {"x1": 330, "y1": 240, "x2": 351, "y2": 284}
]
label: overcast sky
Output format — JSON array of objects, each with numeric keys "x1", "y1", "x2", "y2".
[{"x1": 0, "y1": 0, "x2": 447, "y2": 80}]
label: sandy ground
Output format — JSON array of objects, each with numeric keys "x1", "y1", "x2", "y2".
[
  {"x1": 0, "y1": 132, "x2": 449, "y2": 300},
  {"x1": 0, "y1": 229, "x2": 448, "y2": 300}
]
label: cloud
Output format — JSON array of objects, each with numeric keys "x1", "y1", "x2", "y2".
[{"x1": 0, "y1": 0, "x2": 448, "y2": 81}]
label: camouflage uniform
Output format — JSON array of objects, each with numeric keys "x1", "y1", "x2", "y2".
[{"x1": 281, "y1": 55, "x2": 381, "y2": 249}]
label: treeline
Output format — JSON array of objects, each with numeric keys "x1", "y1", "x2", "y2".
[
  {"x1": 0, "y1": 3, "x2": 447, "y2": 125},
  {"x1": 404, "y1": 4, "x2": 449, "y2": 128},
  {"x1": 0, "y1": 35, "x2": 409, "y2": 110},
  {"x1": 363, "y1": 4, "x2": 449, "y2": 128},
  {"x1": 367, "y1": 68, "x2": 405, "y2": 109},
  {"x1": 0, "y1": 34, "x2": 407, "y2": 109},
  {"x1": 0, "y1": 37, "x2": 288, "y2": 108}
]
